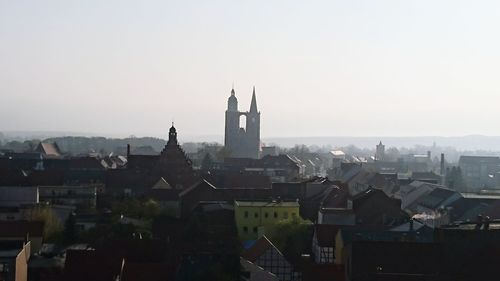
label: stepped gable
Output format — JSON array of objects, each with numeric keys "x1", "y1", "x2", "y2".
[{"x1": 152, "y1": 124, "x2": 198, "y2": 189}]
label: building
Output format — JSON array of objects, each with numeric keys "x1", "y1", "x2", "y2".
[
  {"x1": 458, "y1": 155, "x2": 500, "y2": 190},
  {"x1": 0, "y1": 241, "x2": 31, "y2": 281},
  {"x1": 0, "y1": 221, "x2": 44, "y2": 254},
  {"x1": 312, "y1": 224, "x2": 341, "y2": 264},
  {"x1": 241, "y1": 257, "x2": 279, "y2": 281},
  {"x1": 34, "y1": 142, "x2": 62, "y2": 159},
  {"x1": 375, "y1": 141, "x2": 385, "y2": 161},
  {"x1": 235, "y1": 200, "x2": 300, "y2": 241},
  {"x1": 38, "y1": 185, "x2": 97, "y2": 209},
  {"x1": 224, "y1": 87, "x2": 261, "y2": 159},
  {"x1": 107, "y1": 124, "x2": 198, "y2": 196},
  {"x1": 242, "y1": 236, "x2": 301, "y2": 281}
]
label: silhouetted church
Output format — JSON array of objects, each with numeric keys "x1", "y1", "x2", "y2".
[
  {"x1": 122, "y1": 124, "x2": 198, "y2": 190},
  {"x1": 224, "y1": 87, "x2": 261, "y2": 159}
]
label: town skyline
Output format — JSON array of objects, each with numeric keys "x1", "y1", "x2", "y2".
[{"x1": 2, "y1": 1, "x2": 500, "y2": 137}]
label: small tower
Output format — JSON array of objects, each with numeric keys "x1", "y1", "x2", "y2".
[
  {"x1": 375, "y1": 141, "x2": 385, "y2": 161},
  {"x1": 168, "y1": 123, "x2": 178, "y2": 145}
]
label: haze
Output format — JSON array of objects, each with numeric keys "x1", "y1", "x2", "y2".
[{"x1": 1, "y1": 0, "x2": 500, "y2": 138}]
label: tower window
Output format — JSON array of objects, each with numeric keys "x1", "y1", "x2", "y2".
[
  {"x1": 265, "y1": 212, "x2": 269, "y2": 218},
  {"x1": 253, "y1": 227, "x2": 258, "y2": 233},
  {"x1": 274, "y1": 212, "x2": 278, "y2": 218},
  {"x1": 254, "y1": 212, "x2": 259, "y2": 218},
  {"x1": 244, "y1": 211, "x2": 248, "y2": 218},
  {"x1": 243, "y1": 226, "x2": 248, "y2": 233}
]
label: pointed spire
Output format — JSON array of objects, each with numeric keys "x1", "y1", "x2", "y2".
[
  {"x1": 250, "y1": 86, "x2": 258, "y2": 112},
  {"x1": 231, "y1": 84, "x2": 235, "y2": 96}
]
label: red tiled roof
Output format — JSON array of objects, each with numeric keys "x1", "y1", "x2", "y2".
[{"x1": 37, "y1": 143, "x2": 61, "y2": 157}]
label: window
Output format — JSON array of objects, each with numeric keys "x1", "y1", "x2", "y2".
[
  {"x1": 265, "y1": 212, "x2": 269, "y2": 218},
  {"x1": 254, "y1": 212, "x2": 259, "y2": 218},
  {"x1": 253, "y1": 227, "x2": 258, "y2": 233},
  {"x1": 243, "y1": 226, "x2": 248, "y2": 233},
  {"x1": 274, "y1": 212, "x2": 278, "y2": 218},
  {"x1": 284, "y1": 212, "x2": 288, "y2": 219},
  {"x1": 0, "y1": 262, "x2": 9, "y2": 272},
  {"x1": 292, "y1": 213, "x2": 296, "y2": 217},
  {"x1": 244, "y1": 211, "x2": 248, "y2": 218}
]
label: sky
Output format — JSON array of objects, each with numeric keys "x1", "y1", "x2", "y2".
[{"x1": 1, "y1": 0, "x2": 500, "y2": 139}]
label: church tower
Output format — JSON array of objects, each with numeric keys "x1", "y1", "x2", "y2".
[
  {"x1": 375, "y1": 141, "x2": 385, "y2": 161},
  {"x1": 245, "y1": 87, "x2": 260, "y2": 159},
  {"x1": 224, "y1": 86, "x2": 261, "y2": 159},
  {"x1": 225, "y1": 87, "x2": 241, "y2": 156},
  {"x1": 154, "y1": 124, "x2": 197, "y2": 189}
]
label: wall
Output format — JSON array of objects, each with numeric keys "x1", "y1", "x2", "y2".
[{"x1": 235, "y1": 203, "x2": 300, "y2": 241}]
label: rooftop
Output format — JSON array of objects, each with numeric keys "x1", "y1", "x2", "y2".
[{"x1": 235, "y1": 200, "x2": 299, "y2": 207}]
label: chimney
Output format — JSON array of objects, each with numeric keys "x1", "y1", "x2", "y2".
[
  {"x1": 127, "y1": 144, "x2": 131, "y2": 158},
  {"x1": 409, "y1": 218, "x2": 414, "y2": 232},
  {"x1": 440, "y1": 154, "x2": 445, "y2": 185}
]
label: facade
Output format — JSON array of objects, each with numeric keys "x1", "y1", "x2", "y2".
[
  {"x1": 0, "y1": 241, "x2": 30, "y2": 281},
  {"x1": 108, "y1": 124, "x2": 198, "y2": 196},
  {"x1": 224, "y1": 87, "x2": 261, "y2": 159},
  {"x1": 38, "y1": 186, "x2": 97, "y2": 209},
  {"x1": 242, "y1": 236, "x2": 301, "y2": 281},
  {"x1": 234, "y1": 200, "x2": 300, "y2": 241},
  {"x1": 312, "y1": 225, "x2": 340, "y2": 264},
  {"x1": 459, "y1": 155, "x2": 500, "y2": 190},
  {"x1": 0, "y1": 221, "x2": 44, "y2": 254},
  {"x1": 0, "y1": 187, "x2": 39, "y2": 207}
]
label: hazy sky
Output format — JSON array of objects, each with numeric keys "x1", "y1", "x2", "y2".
[{"x1": 1, "y1": 0, "x2": 500, "y2": 139}]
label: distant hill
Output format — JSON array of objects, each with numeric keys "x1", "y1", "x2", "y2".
[{"x1": 263, "y1": 135, "x2": 500, "y2": 151}]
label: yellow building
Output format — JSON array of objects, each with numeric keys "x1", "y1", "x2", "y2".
[{"x1": 234, "y1": 200, "x2": 300, "y2": 241}]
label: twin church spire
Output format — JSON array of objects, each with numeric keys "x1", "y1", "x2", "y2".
[
  {"x1": 224, "y1": 86, "x2": 261, "y2": 159},
  {"x1": 228, "y1": 86, "x2": 259, "y2": 113}
]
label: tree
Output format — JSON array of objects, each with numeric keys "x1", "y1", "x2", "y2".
[
  {"x1": 201, "y1": 153, "x2": 214, "y2": 171},
  {"x1": 446, "y1": 166, "x2": 467, "y2": 192},
  {"x1": 266, "y1": 216, "x2": 313, "y2": 264},
  {"x1": 29, "y1": 206, "x2": 63, "y2": 242}
]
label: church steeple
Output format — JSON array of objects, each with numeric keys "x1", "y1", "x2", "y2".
[
  {"x1": 249, "y1": 86, "x2": 258, "y2": 113},
  {"x1": 227, "y1": 87, "x2": 238, "y2": 112},
  {"x1": 168, "y1": 123, "x2": 178, "y2": 145}
]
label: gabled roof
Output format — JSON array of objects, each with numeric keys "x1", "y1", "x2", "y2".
[
  {"x1": 418, "y1": 187, "x2": 460, "y2": 209},
  {"x1": 242, "y1": 236, "x2": 283, "y2": 263},
  {"x1": 152, "y1": 177, "x2": 172, "y2": 189},
  {"x1": 35, "y1": 142, "x2": 62, "y2": 157},
  {"x1": 178, "y1": 179, "x2": 216, "y2": 197},
  {"x1": 68, "y1": 156, "x2": 106, "y2": 170},
  {"x1": 241, "y1": 257, "x2": 279, "y2": 281}
]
